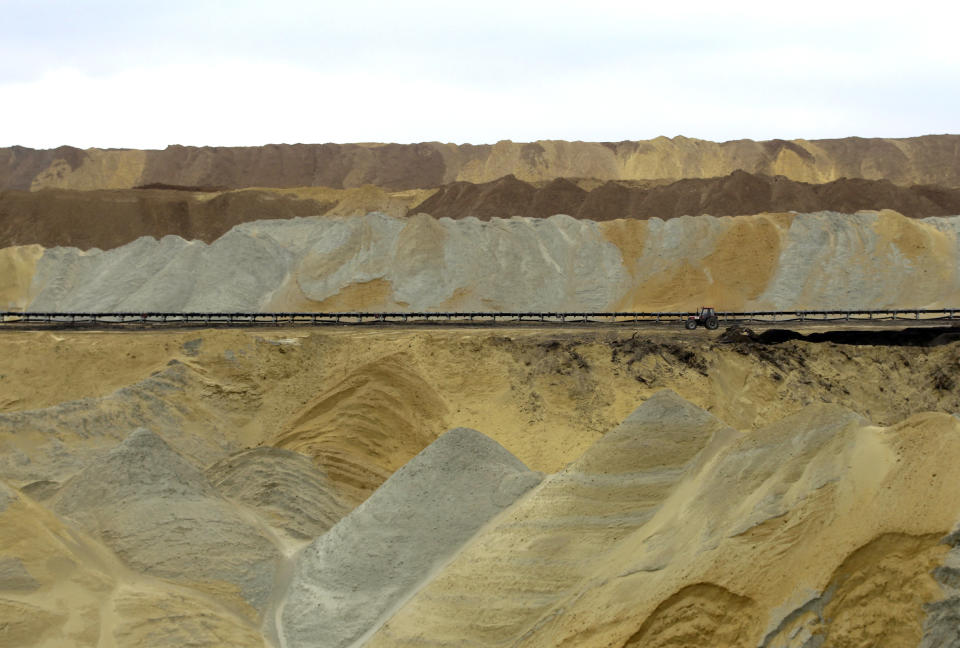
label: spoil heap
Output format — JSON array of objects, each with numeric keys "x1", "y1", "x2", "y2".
[
  {"x1": 0, "y1": 184, "x2": 428, "y2": 250},
  {"x1": 923, "y1": 523, "x2": 960, "y2": 647},
  {"x1": 3, "y1": 328, "x2": 960, "y2": 647},
  {"x1": 367, "y1": 391, "x2": 732, "y2": 646},
  {"x1": 51, "y1": 428, "x2": 280, "y2": 616},
  {"x1": 414, "y1": 171, "x2": 960, "y2": 222},
  {"x1": 277, "y1": 427, "x2": 543, "y2": 648},
  {"x1": 4, "y1": 171, "x2": 960, "y2": 253},
  {"x1": 272, "y1": 353, "x2": 450, "y2": 505},
  {"x1": 4, "y1": 135, "x2": 960, "y2": 191},
  {"x1": 367, "y1": 393, "x2": 960, "y2": 648},
  {"x1": 12, "y1": 209, "x2": 960, "y2": 313},
  {"x1": 0, "y1": 474, "x2": 271, "y2": 647},
  {"x1": 0, "y1": 479, "x2": 120, "y2": 646},
  {"x1": 0, "y1": 244, "x2": 42, "y2": 310},
  {"x1": 206, "y1": 446, "x2": 351, "y2": 543},
  {"x1": 0, "y1": 361, "x2": 239, "y2": 484}
]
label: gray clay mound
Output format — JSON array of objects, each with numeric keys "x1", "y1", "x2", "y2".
[
  {"x1": 52, "y1": 428, "x2": 279, "y2": 613},
  {"x1": 922, "y1": 523, "x2": 960, "y2": 648},
  {"x1": 0, "y1": 360, "x2": 237, "y2": 485},
  {"x1": 21, "y1": 210, "x2": 960, "y2": 313},
  {"x1": 18, "y1": 480, "x2": 59, "y2": 501},
  {"x1": 206, "y1": 446, "x2": 351, "y2": 542},
  {"x1": 0, "y1": 557, "x2": 39, "y2": 592},
  {"x1": 277, "y1": 427, "x2": 543, "y2": 648},
  {"x1": 557, "y1": 389, "x2": 734, "y2": 524},
  {"x1": 571, "y1": 389, "x2": 732, "y2": 474},
  {"x1": 0, "y1": 480, "x2": 15, "y2": 512}
]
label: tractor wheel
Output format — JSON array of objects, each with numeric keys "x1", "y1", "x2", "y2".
[
  {"x1": 685, "y1": 319, "x2": 697, "y2": 330},
  {"x1": 705, "y1": 316, "x2": 719, "y2": 330}
]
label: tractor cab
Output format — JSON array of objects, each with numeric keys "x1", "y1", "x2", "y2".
[{"x1": 685, "y1": 306, "x2": 719, "y2": 330}]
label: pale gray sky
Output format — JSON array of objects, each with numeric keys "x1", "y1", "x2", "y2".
[{"x1": 1, "y1": 0, "x2": 957, "y2": 148}]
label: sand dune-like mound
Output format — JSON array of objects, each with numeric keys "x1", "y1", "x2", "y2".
[
  {"x1": 415, "y1": 171, "x2": 960, "y2": 222},
  {"x1": 277, "y1": 427, "x2": 542, "y2": 648},
  {"x1": 367, "y1": 394, "x2": 960, "y2": 648},
  {"x1": 4, "y1": 135, "x2": 960, "y2": 191},
  {"x1": 272, "y1": 353, "x2": 449, "y2": 505},
  {"x1": 0, "y1": 244, "x2": 42, "y2": 310},
  {"x1": 12, "y1": 209, "x2": 960, "y2": 313},
  {"x1": 2, "y1": 327, "x2": 960, "y2": 646},
  {"x1": 3, "y1": 119, "x2": 957, "y2": 648},
  {"x1": 0, "y1": 476, "x2": 271, "y2": 647},
  {"x1": 108, "y1": 587, "x2": 270, "y2": 648},
  {"x1": 4, "y1": 325, "x2": 959, "y2": 491},
  {"x1": 51, "y1": 428, "x2": 281, "y2": 616},
  {"x1": 366, "y1": 391, "x2": 733, "y2": 646},
  {"x1": 206, "y1": 446, "x2": 351, "y2": 544},
  {"x1": 0, "y1": 479, "x2": 120, "y2": 646}
]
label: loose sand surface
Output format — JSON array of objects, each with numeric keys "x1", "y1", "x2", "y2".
[{"x1": 2, "y1": 326, "x2": 960, "y2": 647}]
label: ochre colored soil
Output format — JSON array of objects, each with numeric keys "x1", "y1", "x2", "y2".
[{"x1": 4, "y1": 135, "x2": 960, "y2": 191}]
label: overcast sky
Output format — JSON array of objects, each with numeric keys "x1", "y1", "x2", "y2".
[{"x1": 1, "y1": 0, "x2": 957, "y2": 148}]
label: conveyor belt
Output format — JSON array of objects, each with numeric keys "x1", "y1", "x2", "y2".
[{"x1": 1, "y1": 309, "x2": 958, "y2": 328}]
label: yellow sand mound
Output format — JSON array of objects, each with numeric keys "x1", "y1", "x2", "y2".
[
  {"x1": 367, "y1": 399, "x2": 960, "y2": 648},
  {"x1": 0, "y1": 245, "x2": 42, "y2": 310}
]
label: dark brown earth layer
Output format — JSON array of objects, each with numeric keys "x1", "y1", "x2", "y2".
[
  {"x1": 4, "y1": 171, "x2": 960, "y2": 251},
  {"x1": 0, "y1": 188, "x2": 330, "y2": 250},
  {"x1": 412, "y1": 171, "x2": 960, "y2": 221},
  {"x1": 3, "y1": 135, "x2": 960, "y2": 191}
]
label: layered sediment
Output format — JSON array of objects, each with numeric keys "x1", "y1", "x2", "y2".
[
  {"x1": 3, "y1": 131, "x2": 960, "y2": 648},
  {"x1": 0, "y1": 184, "x2": 430, "y2": 250},
  {"x1": 4, "y1": 171, "x2": 960, "y2": 253},
  {"x1": 4, "y1": 135, "x2": 960, "y2": 191}
]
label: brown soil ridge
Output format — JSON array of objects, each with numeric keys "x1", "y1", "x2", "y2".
[
  {"x1": 0, "y1": 187, "x2": 327, "y2": 250},
  {"x1": 3, "y1": 135, "x2": 960, "y2": 191},
  {"x1": 0, "y1": 185, "x2": 428, "y2": 250},
  {"x1": 5, "y1": 171, "x2": 960, "y2": 252},
  {"x1": 413, "y1": 171, "x2": 960, "y2": 221}
]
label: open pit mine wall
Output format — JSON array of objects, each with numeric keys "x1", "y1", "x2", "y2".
[
  {"x1": 3, "y1": 134, "x2": 960, "y2": 191},
  {"x1": 5, "y1": 209, "x2": 960, "y2": 314}
]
